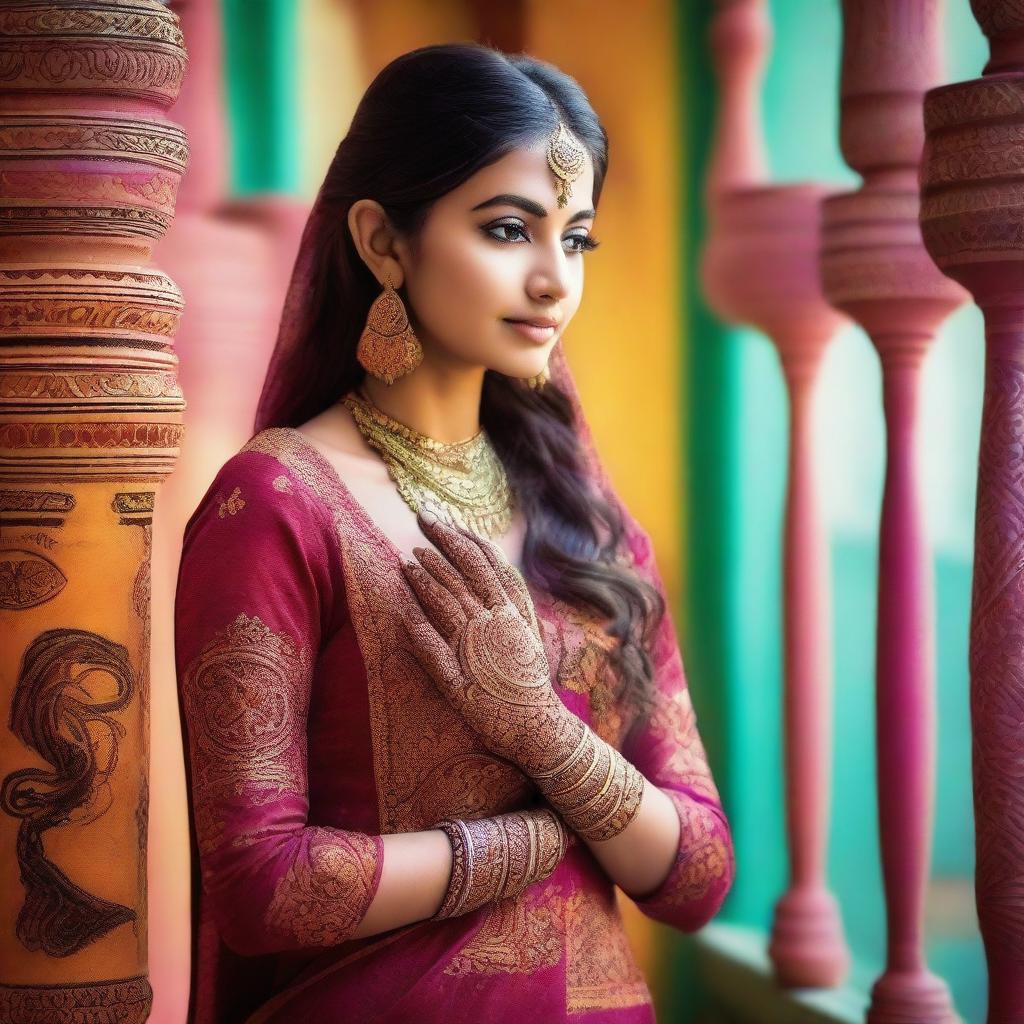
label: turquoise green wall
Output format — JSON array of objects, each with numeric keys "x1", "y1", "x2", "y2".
[
  {"x1": 680, "y1": 1, "x2": 988, "y2": 1021},
  {"x1": 222, "y1": 0, "x2": 301, "y2": 196}
]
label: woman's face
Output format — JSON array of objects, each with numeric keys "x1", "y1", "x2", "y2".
[{"x1": 400, "y1": 141, "x2": 598, "y2": 379}]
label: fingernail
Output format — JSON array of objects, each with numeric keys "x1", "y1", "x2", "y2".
[
  {"x1": 412, "y1": 546, "x2": 425, "y2": 558},
  {"x1": 419, "y1": 505, "x2": 438, "y2": 525}
]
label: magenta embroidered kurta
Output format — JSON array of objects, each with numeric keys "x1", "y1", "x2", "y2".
[{"x1": 173, "y1": 426, "x2": 735, "y2": 1024}]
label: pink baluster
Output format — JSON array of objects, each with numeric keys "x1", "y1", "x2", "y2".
[
  {"x1": 700, "y1": 0, "x2": 851, "y2": 988},
  {"x1": 821, "y1": 2, "x2": 967, "y2": 1021},
  {"x1": 704, "y1": 0, "x2": 770, "y2": 204},
  {"x1": 920, "y1": 4, "x2": 1024, "y2": 1019}
]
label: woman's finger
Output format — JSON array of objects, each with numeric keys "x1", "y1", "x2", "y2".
[
  {"x1": 460, "y1": 530, "x2": 536, "y2": 624},
  {"x1": 399, "y1": 609, "x2": 463, "y2": 700},
  {"x1": 416, "y1": 505, "x2": 506, "y2": 610},
  {"x1": 401, "y1": 559, "x2": 465, "y2": 639},
  {"x1": 414, "y1": 545, "x2": 481, "y2": 617},
  {"x1": 427, "y1": 510, "x2": 537, "y2": 627}
]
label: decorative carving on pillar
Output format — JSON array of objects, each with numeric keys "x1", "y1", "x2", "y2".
[
  {"x1": 700, "y1": 0, "x2": 851, "y2": 988},
  {"x1": 822, "y1": 2, "x2": 965, "y2": 1021},
  {"x1": 0, "y1": 2, "x2": 187, "y2": 1021},
  {"x1": 921, "y1": 5, "x2": 1024, "y2": 1020}
]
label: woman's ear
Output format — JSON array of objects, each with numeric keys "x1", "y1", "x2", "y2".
[{"x1": 348, "y1": 199, "x2": 405, "y2": 288}]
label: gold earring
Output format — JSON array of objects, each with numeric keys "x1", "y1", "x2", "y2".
[{"x1": 357, "y1": 272, "x2": 423, "y2": 384}]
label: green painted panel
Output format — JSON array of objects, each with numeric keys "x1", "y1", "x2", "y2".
[{"x1": 222, "y1": 0, "x2": 301, "y2": 196}]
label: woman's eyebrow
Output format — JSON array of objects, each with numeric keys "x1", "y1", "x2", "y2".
[{"x1": 471, "y1": 193, "x2": 596, "y2": 225}]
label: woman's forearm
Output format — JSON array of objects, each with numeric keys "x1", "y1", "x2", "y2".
[
  {"x1": 351, "y1": 805, "x2": 570, "y2": 939},
  {"x1": 351, "y1": 828, "x2": 451, "y2": 938},
  {"x1": 574, "y1": 777, "x2": 681, "y2": 898}
]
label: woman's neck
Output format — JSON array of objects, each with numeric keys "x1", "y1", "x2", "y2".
[{"x1": 357, "y1": 365, "x2": 486, "y2": 444}]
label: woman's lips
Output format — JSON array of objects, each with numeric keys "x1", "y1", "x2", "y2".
[{"x1": 503, "y1": 319, "x2": 556, "y2": 344}]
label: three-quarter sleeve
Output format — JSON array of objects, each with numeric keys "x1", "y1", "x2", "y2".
[
  {"x1": 619, "y1": 516, "x2": 736, "y2": 933},
  {"x1": 174, "y1": 452, "x2": 384, "y2": 957}
]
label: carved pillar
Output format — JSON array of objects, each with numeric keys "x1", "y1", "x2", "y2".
[
  {"x1": 700, "y1": 0, "x2": 850, "y2": 987},
  {"x1": 920, "y1": 4, "x2": 1024, "y2": 1019},
  {"x1": 820, "y1": 2, "x2": 964, "y2": 1021},
  {"x1": 0, "y1": 3, "x2": 187, "y2": 1022}
]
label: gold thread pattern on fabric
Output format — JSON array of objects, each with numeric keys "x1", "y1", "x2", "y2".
[
  {"x1": 443, "y1": 882, "x2": 569, "y2": 977},
  {"x1": 217, "y1": 485, "x2": 246, "y2": 518},
  {"x1": 181, "y1": 611, "x2": 310, "y2": 854},
  {"x1": 543, "y1": 595, "x2": 626, "y2": 746},
  {"x1": 240, "y1": 428, "x2": 533, "y2": 832},
  {"x1": 228, "y1": 430, "x2": 666, "y2": 1004},
  {"x1": 565, "y1": 884, "x2": 652, "y2": 1013},
  {"x1": 646, "y1": 684, "x2": 720, "y2": 802},
  {"x1": 272, "y1": 474, "x2": 293, "y2": 493},
  {"x1": 264, "y1": 827, "x2": 380, "y2": 945},
  {"x1": 654, "y1": 790, "x2": 732, "y2": 906}
]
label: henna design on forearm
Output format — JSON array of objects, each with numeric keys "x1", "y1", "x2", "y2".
[
  {"x1": 431, "y1": 807, "x2": 569, "y2": 920},
  {"x1": 528, "y1": 714, "x2": 646, "y2": 842}
]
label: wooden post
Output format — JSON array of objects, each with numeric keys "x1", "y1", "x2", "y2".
[
  {"x1": 920, "y1": 4, "x2": 1024, "y2": 1019},
  {"x1": 701, "y1": 0, "x2": 851, "y2": 988},
  {"x1": 821, "y1": 2, "x2": 965, "y2": 1020}
]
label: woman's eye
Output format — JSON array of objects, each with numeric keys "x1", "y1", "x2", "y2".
[
  {"x1": 485, "y1": 223, "x2": 530, "y2": 244},
  {"x1": 564, "y1": 233, "x2": 600, "y2": 254}
]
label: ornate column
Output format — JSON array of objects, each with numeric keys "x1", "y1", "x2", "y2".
[
  {"x1": 700, "y1": 0, "x2": 850, "y2": 988},
  {"x1": 920, "y1": 5, "x2": 1024, "y2": 1019},
  {"x1": 820, "y1": 2, "x2": 964, "y2": 1021},
  {"x1": 0, "y1": 3, "x2": 187, "y2": 1022}
]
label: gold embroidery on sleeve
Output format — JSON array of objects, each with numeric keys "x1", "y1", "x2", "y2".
[
  {"x1": 648, "y1": 683, "x2": 721, "y2": 802},
  {"x1": 656, "y1": 790, "x2": 731, "y2": 906},
  {"x1": 264, "y1": 827, "x2": 380, "y2": 945},
  {"x1": 272, "y1": 475, "x2": 293, "y2": 493},
  {"x1": 182, "y1": 612, "x2": 311, "y2": 853},
  {"x1": 218, "y1": 486, "x2": 246, "y2": 517}
]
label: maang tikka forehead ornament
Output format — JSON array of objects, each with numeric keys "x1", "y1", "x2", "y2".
[{"x1": 546, "y1": 120, "x2": 586, "y2": 209}]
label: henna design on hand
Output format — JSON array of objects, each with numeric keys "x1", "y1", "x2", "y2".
[{"x1": 400, "y1": 504, "x2": 645, "y2": 843}]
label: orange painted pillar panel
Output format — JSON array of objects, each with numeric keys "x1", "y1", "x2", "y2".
[{"x1": 0, "y1": 2, "x2": 187, "y2": 1021}]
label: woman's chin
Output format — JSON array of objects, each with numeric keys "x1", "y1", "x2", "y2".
[{"x1": 501, "y1": 364, "x2": 549, "y2": 381}]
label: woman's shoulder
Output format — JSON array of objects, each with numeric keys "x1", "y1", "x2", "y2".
[{"x1": 184, "y1": 427, "x2": 336, "y2": 545}]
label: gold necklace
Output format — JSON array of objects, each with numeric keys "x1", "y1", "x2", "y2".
[{"x1": 340, "y1": 389, "x2": 516, "y2": 540}]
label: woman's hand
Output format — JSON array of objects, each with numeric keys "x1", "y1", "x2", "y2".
[
  {"x1": 398, "y1": 504, "x2": 579, "y2": 771},
  {"x1": 399, "y1": 503, "x2": 646, "y2": 843}
]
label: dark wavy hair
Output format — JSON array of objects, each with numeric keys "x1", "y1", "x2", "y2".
[{"x1": 257, "y1": 42, "x2": 665, "y2": 722}]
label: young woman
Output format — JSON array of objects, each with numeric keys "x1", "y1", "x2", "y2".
[{"x1": 174, "y1": 42, "x2": 734, "y2": 1024}]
